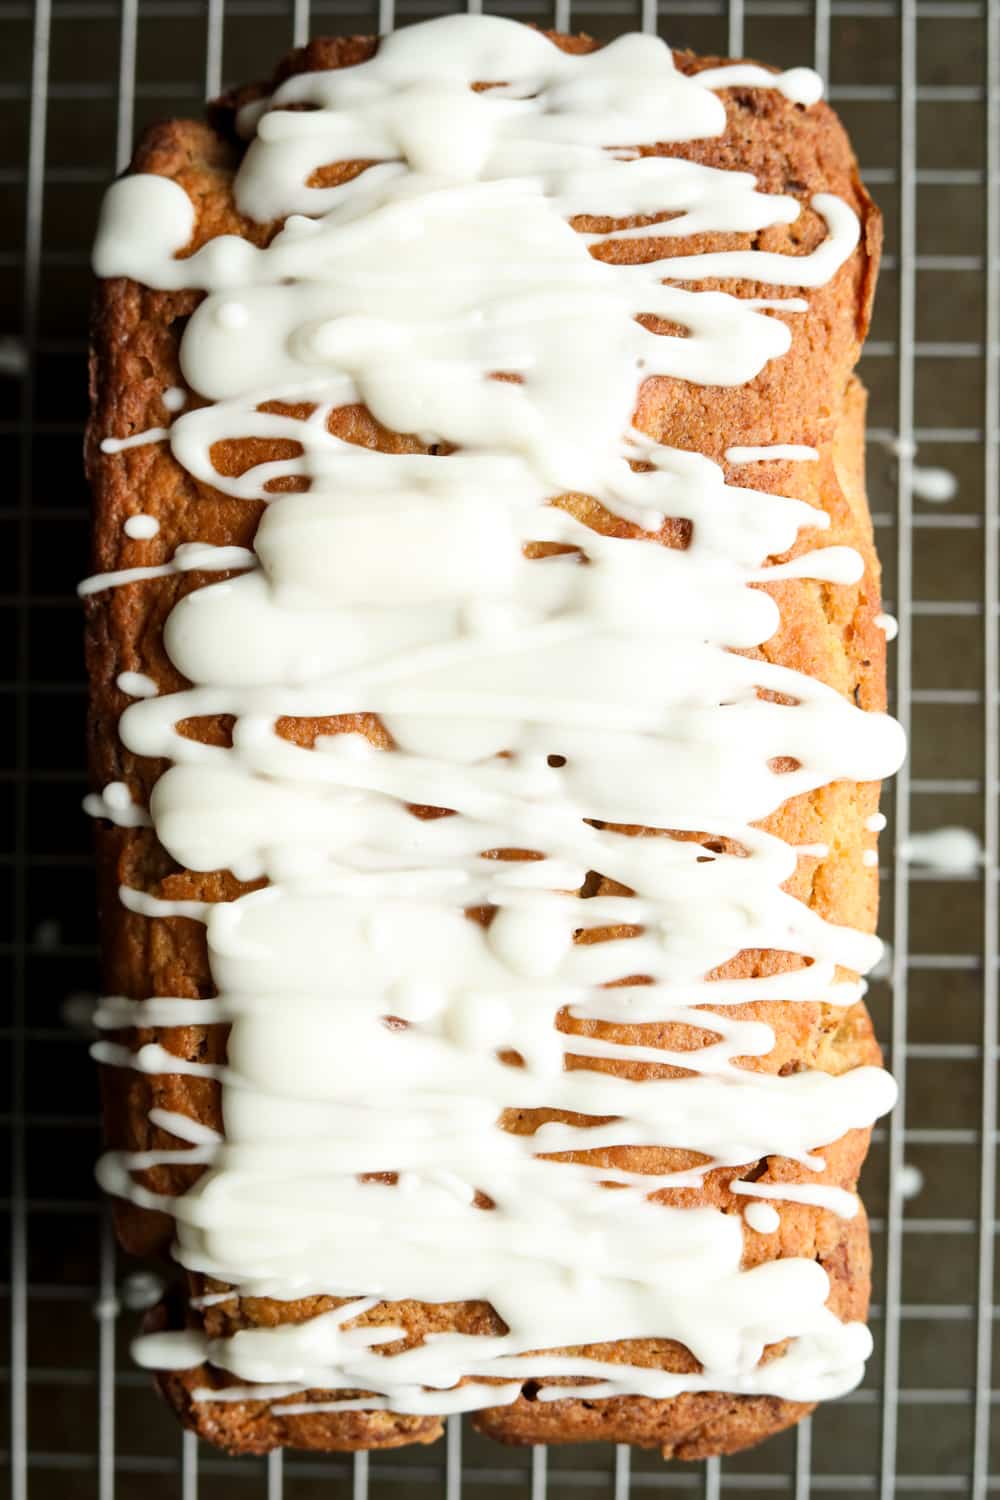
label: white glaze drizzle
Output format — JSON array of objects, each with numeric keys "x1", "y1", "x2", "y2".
[
  {"x1": 117, "y1": 671, "x2": 159, "y2": 698},
  {"x1": 124, "y1": 513, "x2": 161, "y2": 539},
  {"x1": 874, "y1": 612, "x2": 898, "y2": 641},
  {"x1": 731, "y1": 1180, "x2": 858, "y2": 1219},
  {"x1": 101, "y1": 426, "x2": 170, "y2": 453},
  {"x1": 190, "y1": 1291, "x2": 240, "y2": 1309},
  {"x1": 743, "y1": 1202, "x2": 781, "y2": 1234},
  {"x1": 163, "y1": 386, "x2": 187, "y2": 412},
  {"x1": 83, "y1": 780, "x2": 152, "y2": 828},
  {"x1": 79, "y1": 543, "x2": 255, "y2": 597},
  {"x1": 118, "y1": 885, "x2": 211, "y2": 923},
  {"x1": 89, "y1": 16, "x2": 904, "y2": 1413}
]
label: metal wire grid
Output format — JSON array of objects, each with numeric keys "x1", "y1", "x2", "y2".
[{"x1": 2, "y1": 0, "x2": 998, "y2": 1494}]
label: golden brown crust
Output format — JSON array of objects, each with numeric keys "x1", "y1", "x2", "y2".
[{"x1": 86, "y1": 30, "x2": 884, "y2": 1458}]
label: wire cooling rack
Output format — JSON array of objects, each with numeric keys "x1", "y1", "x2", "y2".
[{"x1": 2, "y1": 0, "x2": 998, "y2": 1493}]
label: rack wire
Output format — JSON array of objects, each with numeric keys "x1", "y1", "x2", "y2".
[{"x1": 3, "y1": 0, "x2": 998, "y2": 1493}]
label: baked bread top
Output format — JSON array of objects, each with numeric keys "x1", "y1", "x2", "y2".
[{"x1": 85, "y1": 18, "x2": 901, "y2": 1457}]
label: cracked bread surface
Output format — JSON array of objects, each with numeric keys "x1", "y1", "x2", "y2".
[{"x1": 86, "y1": 30, "x2": 885, "y2": 1459}]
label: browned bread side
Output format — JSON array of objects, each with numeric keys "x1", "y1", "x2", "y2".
[{"x1": 86, "y1": 31, "x2": 884, "y2": 1458}]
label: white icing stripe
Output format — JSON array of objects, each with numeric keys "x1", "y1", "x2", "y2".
[
  {"x1": 743, "y1": 1202, "x2": 781, "y2": 1234},
  {"x1": 190, "y1": 1292, "x2": 239, "y2": 1309},
  {"x1": 101, "y1": 425, "x2": 170, "y2": 453},
  {"x1": 124, "y1": 513, "x2": 161, "y2": 539},
  {"x1": 691, "y1": 62, "x2": 825, "y2": 106},
  {"x1": 118, "y1": 885, "x2": 210, "y2": 923},
  {"x1": 94, "y1": 1029, "x2": 894, "y2": 1180},
  {"x1": 139, "y1": 1315, "x2": 871, "y2": 1410},
  {"x1": 94, "y1": 960, "x2": 868, "y2": 1034},
  {"x1": 83, "y1": 780, "x2": 151, "y2": 828},
  {"x1": 274, "y1": 1384, "x2": 524, "y2": 1417},
  {"x1": 116, "y1": 671, "x2": 158, "y2": 698},
  {"x1": 95, "y1": 995, "x2": 226, "y2": 1027},
  {"x1": 731, "y1": 1180, "x2": 859, "y2": 1220},
  {"x1": 79, "y1": 543, "x2": 256, "y2": 597},
  {"x1": 93, "y1": 1039, "x2": 224, "y2": 1081},
  {"x1": 148, "y1": 1108, "x2": 222, "y2": 1145},
  {"x1": 90, "y1": 15, "x2": 902, "y2": 1412}
]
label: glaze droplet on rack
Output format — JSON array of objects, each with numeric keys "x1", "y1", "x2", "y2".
[
  {"x1": 89, "y1": 15, "x2": 904, "y2": 1414},
  {"x1": 901, "y1": 825, "x2": 982, "y2": 876}
]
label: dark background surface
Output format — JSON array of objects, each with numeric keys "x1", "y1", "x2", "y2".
[{"x1": 1, "y1": 0, "x2": 998, "y2": 1494}]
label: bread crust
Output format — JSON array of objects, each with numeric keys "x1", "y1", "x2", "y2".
[{"x1": 85, "y1": 31, "x2": 884, "y2": 1458}]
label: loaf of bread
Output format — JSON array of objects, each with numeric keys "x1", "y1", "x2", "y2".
[{"x1": 85, "y1": 17, "x2": 902, "y2": 1461}]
